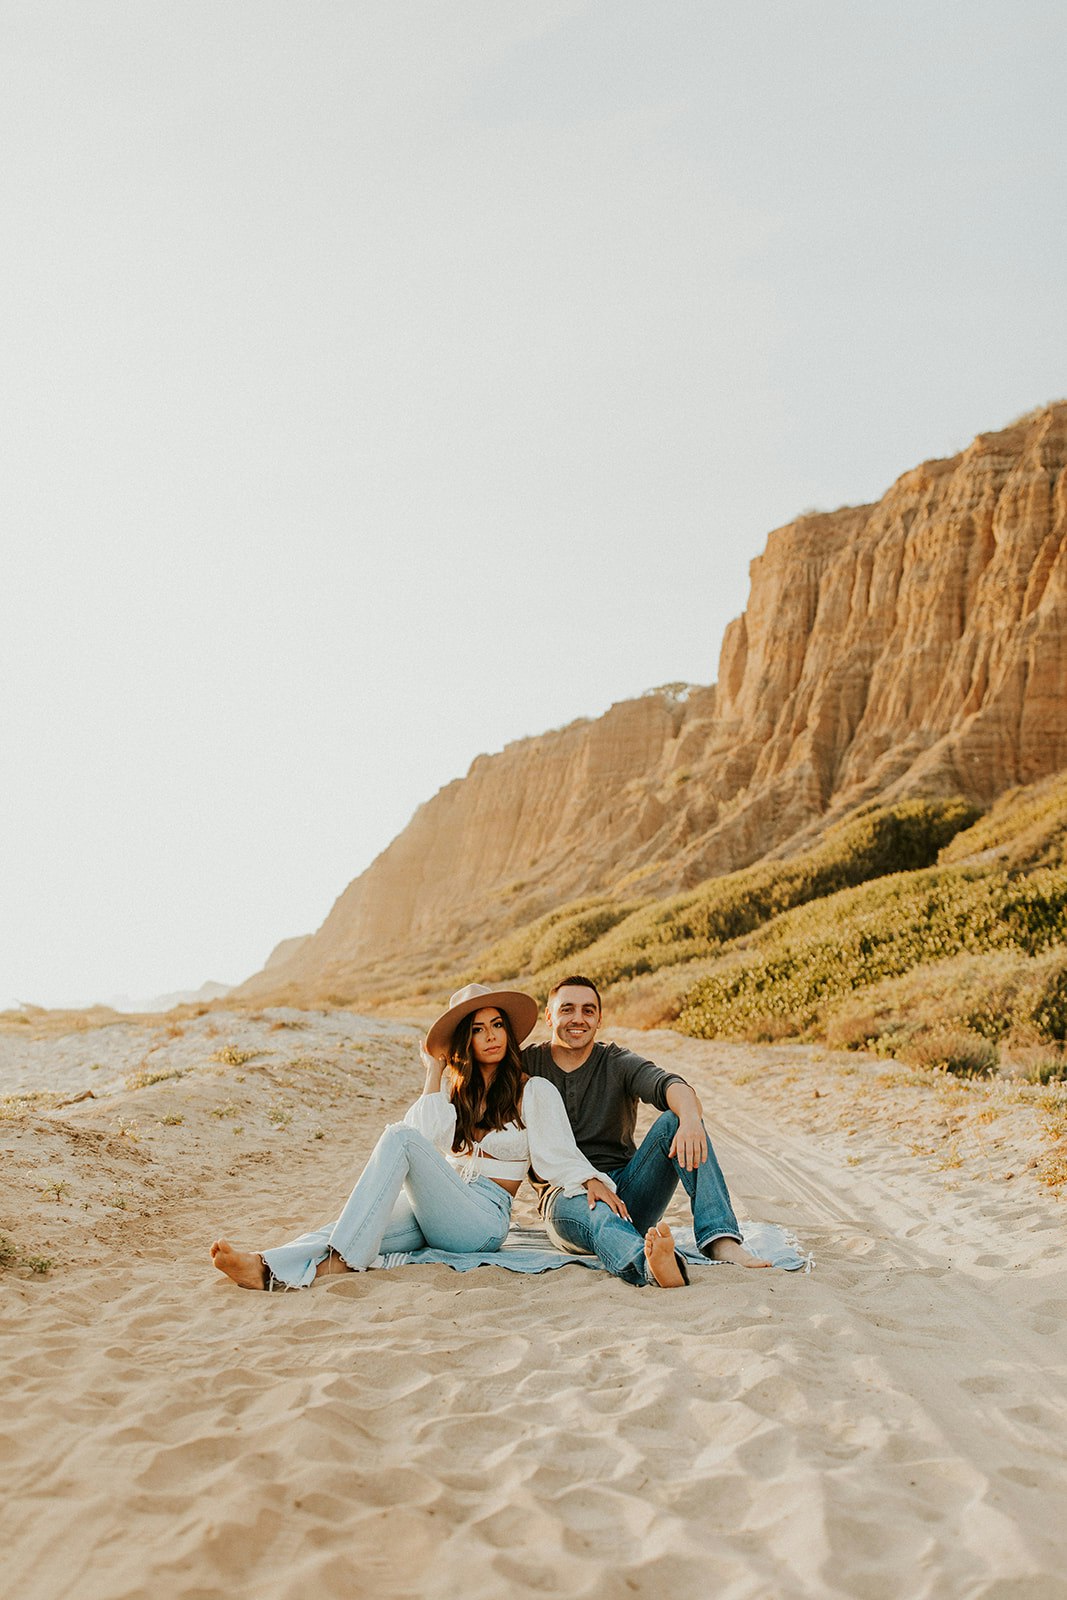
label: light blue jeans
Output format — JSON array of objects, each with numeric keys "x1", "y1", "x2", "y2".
[
  {"x1": 261, "y1": 1123, "x2": 513, "y2": 1288},
  {"x1": 545, "y1": 1111, "x2": 741, "y2": 1286}
]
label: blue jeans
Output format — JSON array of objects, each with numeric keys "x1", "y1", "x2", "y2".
[
  {"x1": 262, "y1": 1123, "x2": 513, "y2": 1288},
  {"x1": 544, "y1": 1111, "x2": 741, "y2": 1286}
]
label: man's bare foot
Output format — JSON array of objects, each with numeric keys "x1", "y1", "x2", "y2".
[
  {"x1": 210, "y1": 1238, "x2": 267, "y2": 1290},
  {"x1": 706, "y1": 1236, "x2": 771, "y2": 1268},
  {"x1": 644, "y1": 1223, "x2": 687, "y2": 1288}
]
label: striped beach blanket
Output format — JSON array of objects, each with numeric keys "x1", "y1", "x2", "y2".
[{"x1": 375, "y1": 1220, "x2": 813, "y2": 1275}]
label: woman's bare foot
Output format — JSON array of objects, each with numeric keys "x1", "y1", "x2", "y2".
[
  {"x1": 706, "y1": 1237, "x2": 771, "y2": 1268},
  {"x1": 644, "y1": 1223, "x2": 687, "y2": 1288},
  {"x1": 210, "y1": 1238, "x2": 267, "y2": 1290},
  {"x1": 314, "y1": 1250, "x2": 353, "y2": 1281}
]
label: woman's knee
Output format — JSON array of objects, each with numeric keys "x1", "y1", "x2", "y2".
[{"x1": 377, "y1": 1122, "x2": 430, "y2": 1157}]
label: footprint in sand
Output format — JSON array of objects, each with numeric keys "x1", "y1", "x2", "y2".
[
  {"x1": 998, "y1": 1464, "x2": 1049, "y2": 1490},
  {"x1": 135, "y1": 1434, "x2": 258, "y2": 1491},
  {"x1": 735, "y1": 1425, "x2": 796, "y2": 1479},
  {"x1": 960, "y1": 1374, "x2": 1010, "y2": 1397},
  {"x1": 464, "y1": 1499, "x2": 564, "y2": 1552},
  {"x1": 1004, "y1": 1402, "x2": 1055, "y2": 1428}
]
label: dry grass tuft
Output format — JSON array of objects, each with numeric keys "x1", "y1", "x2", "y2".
[
  {"x1": 900, "y1": 1029, "x2": 998, "y2": 1078},
  {"x1": 211, "y1": 1046, "x2": 259, "y2": 1067},
  {"x1": 825, "y1": 1012, "x2": 884, "y2": 1051},
  {"x1": 1033, "y1": 1139, "x2": 1067, "y2": 1188},
  {"x1": 127, "y1": 1066, "x2": 184, "y2": 1091}
]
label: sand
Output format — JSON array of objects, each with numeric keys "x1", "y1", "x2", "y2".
[{"x1": 2, "y1": 1007, "x2": 1066, "y2": 1600}]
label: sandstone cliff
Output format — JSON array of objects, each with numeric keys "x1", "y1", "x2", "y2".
[{"x1": 240, "y1": 403, "x2": 1067, "y2": 1005}]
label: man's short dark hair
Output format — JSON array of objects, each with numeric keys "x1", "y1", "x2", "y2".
[{"x1": 547, "y1": 974, "x2": 602, "y2": 1011}]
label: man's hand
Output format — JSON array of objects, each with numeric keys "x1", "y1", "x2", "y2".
[
  {"x1": 668, "y1": 1116, "x2": 708, "y2": 1171},
  {"x1": 584, "y1": 1177, "x2": 629, "y2": 1219}
]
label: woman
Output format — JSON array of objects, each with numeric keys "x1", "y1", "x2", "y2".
[{"x1": 210, "y1": 983, "x2": 645, "y2": 1291}]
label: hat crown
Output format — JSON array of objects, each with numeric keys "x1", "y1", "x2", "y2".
[{"x1": 447, "y1": 982, "x2": 495, "y2": 1008}]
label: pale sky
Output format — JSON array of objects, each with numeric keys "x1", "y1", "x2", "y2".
[{"x1": 2, "y1": 1, "x2": 1065, "y2": 1009}]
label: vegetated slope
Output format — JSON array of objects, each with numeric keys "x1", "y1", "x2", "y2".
[
  {"x1": 238, "y1": 402, "x2": 1067, "y2": 1009},
  {"x1": 475, "y1": 777, "x2": 1067, "y2": 1077},
  {"x1": 672, "y1": 773, "x2": 1067, "y2": 1074},
  {"x1": 940, "y1": 768, "x2": 1067, "y2": 871},
  {"x1": 474, "y1": 798, "x2": 978, "y2": 993}
]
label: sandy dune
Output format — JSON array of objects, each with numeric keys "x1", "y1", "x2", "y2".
[{"x1": 2, "y1": 1009, "x2": 1066, "y2": 1599}]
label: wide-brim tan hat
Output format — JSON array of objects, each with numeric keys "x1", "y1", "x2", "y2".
[{"x1": 425, "y1": 982, "x2": 539, "y2": 1058}]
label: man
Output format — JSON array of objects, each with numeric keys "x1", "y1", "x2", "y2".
[{"x1": 522, "y1": 974, "x2": 770, "y2": 1287}]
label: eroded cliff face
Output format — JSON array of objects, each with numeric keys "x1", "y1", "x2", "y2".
[
  {"x1": 249, "y1": 691, "x2": 707, "y2": 1002},
  {"x1": 241, "y1": 403, "x2": 1067, "y2": 1003},
  {"x1": 696, "y1": 402, "x2": 1067, "y2": 874}
]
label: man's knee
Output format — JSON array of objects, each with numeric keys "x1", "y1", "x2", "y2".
[
  {"x1": 652, "y1": 1109, "x2": 715, "y2": 1162},
  {"x1": 652, "y1": 1110, "x2": 679, "y2": 1142}
]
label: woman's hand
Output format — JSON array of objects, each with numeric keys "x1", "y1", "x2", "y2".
[
  {"x1": 420, "y1": 1040, "x2": 446, "y2": 1094},
  {"x1": 584, "y1": 1177, "x2": 629, "y2": 1218}
]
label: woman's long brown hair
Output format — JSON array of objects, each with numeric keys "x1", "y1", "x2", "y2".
[{"x1": 446, "y1": 1009, "x2": 526, "y2": 1154}]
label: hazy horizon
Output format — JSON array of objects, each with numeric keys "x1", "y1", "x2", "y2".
[{"x1": 3, "y1": 1, "x2": 1065, "y2": 1009}]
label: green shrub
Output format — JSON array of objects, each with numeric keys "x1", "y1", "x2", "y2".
[
  {"x1": 478, "y1": 898, "x2": 644, "y2": 982},
  {"x1": 959, "y1": 995, "x2": 1014, "y2": 1041},
  {"x1": 528, "y1": 903, "x2": 645, "y2": 971},
  {"x1": 1030, "y1": 959, "x2": 1067, "y2": 1041},
  {"x1": 677, "y1": 867, "x2": 1067, "y2": 1040}
]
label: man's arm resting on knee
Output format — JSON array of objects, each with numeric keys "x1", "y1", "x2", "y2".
[{"x1": 665, "y1": 1082, "x2": 708, "y2": 1170}]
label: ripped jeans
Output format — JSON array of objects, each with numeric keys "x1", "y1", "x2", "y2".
[{"x1": 261, "y1": 1123, "x2": 513, "y2": 1288}]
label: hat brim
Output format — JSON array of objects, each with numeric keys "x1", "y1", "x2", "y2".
[{"x1": 425, "y1": 988, "x2": 539, "y2": 1057}]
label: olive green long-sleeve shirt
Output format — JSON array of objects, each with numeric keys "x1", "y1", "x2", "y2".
[{"x1": 522, "y1": 1040, "x2": 686, "y2": 1175}]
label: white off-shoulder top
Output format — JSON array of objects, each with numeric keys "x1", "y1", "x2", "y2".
[{"x1": 403, "y1": 1078, "x2": 616, "y2": 1198}]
